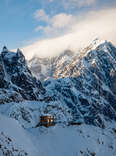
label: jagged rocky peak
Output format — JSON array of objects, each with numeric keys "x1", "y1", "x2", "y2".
[
  {"x1": 28, "y1": 39, "x2": 114, "y2": 81},
  {"x1": 0, "y1": 47, "x2": 49, "y2": 103},
  {"x1": 1, "y1": 47, "x2": 25, "y2": 65},
  {"x1": 2, "y1": 46, "x2": 8, "y2": 52},
  {"x1": 16, "y1": 48, "x2": 26, "y2": 64},
  {"x1": 91, "y1": 38, "x2": 103, "y2": 45},
  {"x1": 83, "y1": 39, "x2": 112, "y2": 55},
  {"x1": 28, "y1": 49, "x2": 75, "y2": 81},
  {"x1": 1, "y1": 46, "x2": 9, "y2": 58},
  {"x1": 44, "y1": 40, "x2": 116, "y2": 127},
  {"x1": 58, "y1": 49, "x2": 74, "y2": 58}
]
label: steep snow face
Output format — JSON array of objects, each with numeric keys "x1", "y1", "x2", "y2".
[
  {"x1": 28, "y1": 50, "x2": 75, "y2": 81},
  {"x1": 43, "y1": 41, "x2": 116, "y2": 127},
  {"x1": 28, "y1": 40, "x2": 108, "y2": 81},
  {"x1": 28, "y1": 123, "x2": 116, "y2": 156},
  {"x1": 0, "y1": 47, "x2": 47, "y2": 103},
  {"x1": 28, "y1": 39, "x2": 110, "y2": 81},
  {"x1": 0, "y1": 114, "x2": 37, "y2": 156},
  {"x1": 53, "y1": 50, "x2": 76, "y2": 78},
  {"x1": 28, "y1": 57, "x2": 51, "y2": 81}
]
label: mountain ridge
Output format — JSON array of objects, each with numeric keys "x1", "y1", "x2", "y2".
[
  {"x1": 0, "y1": 46, "x2": 49, "y2": 103},
  {"x1": 29, "y1": 39, "x2": 116, "y2": 127},
  {"x1": 28, "y1": 39, "x2": 109, "y2": 80},
  {"x1": 0, "y1": 40, "x2": 116, "y2": 156},
  {"x1": 0, "y1": 40, "x2": 116, "y2": 128}
]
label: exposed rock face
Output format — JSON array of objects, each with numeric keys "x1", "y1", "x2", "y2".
[
  {"x1": 0, "y1": 47, "x2": 46, "y2": 104},
  {"x1": 43, "y1": 40, "x2": 116, "y2": 127}
]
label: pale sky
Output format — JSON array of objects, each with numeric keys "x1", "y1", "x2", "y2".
[{"x1": 0, "y1": 0, "x2": 116, "y2": 59}]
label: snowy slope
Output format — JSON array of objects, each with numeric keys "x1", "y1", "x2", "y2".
[
  {"x1": 28, "y1": 50, "x2": 75, "y2": 81},
  {"x1": 0, "y1": 100, "x2": 72, "y2": 128},
  {"x1": 28, "y1": 123, "x2": 116, "y2": 156},
  {"x1": 0, "y1": 114, "x2": 37, "y2": 156},
  {"x1": 28, "y1": 56, "x2": 51, "y2": 81},
  {"x1": 1, "y1": 112, "x2": 116, "y2": 156}
]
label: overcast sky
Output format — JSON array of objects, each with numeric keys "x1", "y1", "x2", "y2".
[{"x1": 0, "y1": 0, "x2": 116, "y2": 59}]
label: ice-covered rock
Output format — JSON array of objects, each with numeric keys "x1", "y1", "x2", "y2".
[
  {"x1": 43, "y1": 40, "x2": 116, "y2": 127},
  {"x1": 28, "y1": 50, "x2": 75, "y2": 81},
  {"x1": 0, "y1": 47, "x2": 47, "y2": 103}
]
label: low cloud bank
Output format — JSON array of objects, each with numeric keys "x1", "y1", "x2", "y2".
[{"x1": 22, "y1": 8, "x2": 116, "y2": 60}]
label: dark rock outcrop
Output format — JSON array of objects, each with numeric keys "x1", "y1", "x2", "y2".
[{"x1": 0, "y1": 47, "x2": 47, "y2": 103}]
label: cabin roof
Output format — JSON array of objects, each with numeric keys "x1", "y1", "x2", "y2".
[{"x1": 41, "y1": 114, "x2": 53, "y2": 117}]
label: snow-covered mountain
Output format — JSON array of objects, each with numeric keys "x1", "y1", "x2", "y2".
[
  {"x1": 0, "y1": 39, "x2": 116, "y2": 156},
  {"x1": 28, "y1": 50, "x2": 75, "y2": 81},
  {"x1": 1, "y1": 40, "x2": 116, "y2": 128},
  {"x1": 0, "y1": 46, "x2": 72, "y2": 128},
  {"x1": 28, "y1": 56, "x2": 51, "y2": 81},
  {"x1": 0, "y1": 46, "x2": 49, "y2": 103},
  {"x1": 29, "y1": 39, "x2": 116, "y2": 128}
]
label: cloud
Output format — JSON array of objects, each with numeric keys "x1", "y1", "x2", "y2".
[
  {"x1": 48, "y1": 0, "x2": 54, "y2": 2},
  {"x1": 35, "y1": 26, "x2": 45, "y2": 32},
  {"x1": 22, "y1": 7, "x2": 116, "y2": 60},
  {"x1": 33, "y1": 0, "x2": 97, "y2": 25},
  {"x1": 77, "y1": 0, "x2": 97, "y2": 7},
  {"x1": 34, "y1": 9, "x2": 49, "y2": 22},
  {"x1": 50, "y1": 0, "x2": 97, "y2": 9},
  {"x1": 35, "y1": 12, "x2": 76, "y2": 35},
  {"x1": 52, "y1": 13, "x2": 74, "y2": 28}
]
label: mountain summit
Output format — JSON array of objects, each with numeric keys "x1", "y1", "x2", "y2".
[
  {"x1": 42, "y1": 40, "x2": 116, "y2": 127},
  {"x1": 0, "y1": 47, "x2": 47, "y2": 103}
]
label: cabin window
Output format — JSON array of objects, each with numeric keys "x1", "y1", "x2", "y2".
[
  {"x1": 0, "y1": 65, "x2": 3, "y2": 71},
  {"x1": 40, "y1": 115, "x2": 54, "y2": 127}
]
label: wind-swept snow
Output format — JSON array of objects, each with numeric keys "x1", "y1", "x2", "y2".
[
  {"x1": 28, "y1": 124, "x2": 116, "y2": 156},
  {"x1": 1, "y1": 102, "x2": 116, "y2": 156},
  {"x1": 0, "y1": 114, "x2": 37, "y2": 156}
]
